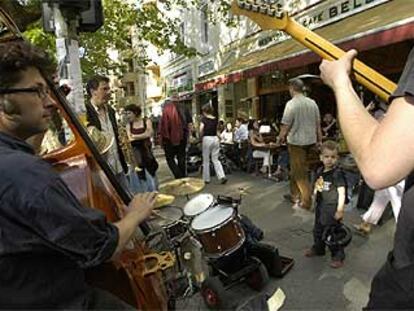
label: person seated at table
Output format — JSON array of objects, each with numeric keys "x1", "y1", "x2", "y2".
[
  {"x1": 322, "y1": 112, "x2": 338, "y2": 140},
  {"x1": 234, "y1": 117, "x2": 249, "y2": 169},
  {"x1": 249, "y1": 119, "x2": 273, "y2": 175},
  {"x1": 220, "y1": 122, "x2": 234, "y2": 144}
]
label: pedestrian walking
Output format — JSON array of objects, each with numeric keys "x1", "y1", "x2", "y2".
[
  {"x1": 354, "y1": 180, "x2": 404, "y2": 235},
  {"x1": 200, "y1": 103, "x2": 227, "y2": 184},
  {"x1": 158, "y1": 97, "x2": 192, "y2": 179}
]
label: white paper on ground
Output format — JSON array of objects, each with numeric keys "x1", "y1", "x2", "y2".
[{"x1": 267, "y1": 287, "x2": 286, "y2": 311}]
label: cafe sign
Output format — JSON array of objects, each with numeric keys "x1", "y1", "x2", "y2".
[
  {"x1": 257, "y1": 0, "x2": 390, "y2": 48},
  {"x1": 297, "y1": 0, "x2": 390, "y2": 29}
]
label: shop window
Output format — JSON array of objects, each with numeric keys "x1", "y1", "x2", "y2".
[
  {"x1": 126, "y1": 35, "x2": 133, "y2": 47},
  {"x1": 201, "y1": 4, "x2": 208, "y2": 43},
  {"x1": 179, "y1": 22, "x2": 185, "y2": 41},
  {"x1": 225, "y1": 100, "x2": 233, "y2": 119},
  {"x1": 125, "y1": 82, "x2": 135, "y2": 97},
  {"x1": 126, "y1": 59, "x2": 134, "y2": 72}
]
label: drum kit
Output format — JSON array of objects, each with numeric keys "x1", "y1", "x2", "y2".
[
  {"x1": 149, "y1": 177, "x2": 294, "y2": 309},
  {"x1": 147, "y1": 178, "x2": 251, "y2": 306}
]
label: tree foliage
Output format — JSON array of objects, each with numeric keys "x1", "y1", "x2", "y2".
[{"x1": 2, "y1": 0, "x2": 235, "y2": 78}]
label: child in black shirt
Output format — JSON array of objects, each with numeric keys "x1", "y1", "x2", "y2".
[{"x1": 305, "y1": 141, "x2": 347, "y2": 268}]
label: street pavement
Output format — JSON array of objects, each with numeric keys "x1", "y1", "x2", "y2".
[{"x1": 154, "y1": 149, "x2": 395, "y2": 310}]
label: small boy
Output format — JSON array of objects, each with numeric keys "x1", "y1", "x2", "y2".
[{"x1": 305, "y1": 140, "x2": 347, "y2": 268}]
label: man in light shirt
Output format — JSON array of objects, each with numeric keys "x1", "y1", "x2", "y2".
[
  {"x1": 85, "y1": 75, "x2": 129, "y2": 191},
  {"x1": 279, "y1": 78, "x2": 322, "y2": 210}
]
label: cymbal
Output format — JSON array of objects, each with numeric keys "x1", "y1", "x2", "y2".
[
  {"x1": 159, "y1": 177, "x2": 205, "y2": 196},
  {"x1": 154, "y1": 193, "x2": 175, "y2": 209}
]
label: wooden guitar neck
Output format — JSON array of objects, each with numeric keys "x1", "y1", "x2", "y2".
[
  {"x1": 230, "y1": 1, "x2": 397, "y2": 101},
  {"x1": 284, "y1": 18, "x2": 396, "y2": 101}
]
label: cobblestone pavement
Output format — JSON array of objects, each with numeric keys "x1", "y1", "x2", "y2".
[{"x1": 153, "y1": 148, "x2": 394, "y2": 310}]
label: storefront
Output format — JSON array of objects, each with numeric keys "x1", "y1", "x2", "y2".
[{"x1": 195, "y1": 0, "x2": 414, "y2": 121}]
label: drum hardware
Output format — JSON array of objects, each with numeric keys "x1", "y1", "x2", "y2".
[
  {"x1": 140, "y1": 251, "x2": 176, "y2": 277},
  {"x1": 144, "y1": 232, "x2": 201, "y2": 303},
  {"x1": 166, "y1": 233, "x2": 203, "y2": 300},
  {"x1": 194, "y1": 193, "x2": 295, "y2": 309},
  {"x1": 159, "y1": 177, "x2": 205, "y2": 197},
  {"x1": 151, "y1": 210, "x2": 189, "y2": 225}
]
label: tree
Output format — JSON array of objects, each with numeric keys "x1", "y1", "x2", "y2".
[{"x1": 1, "y1": 0, "x2": 236, "y2": 78}]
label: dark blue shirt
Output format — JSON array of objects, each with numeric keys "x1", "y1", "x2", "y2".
[{"x1": 0, "y1": 132, "x2": 119, "y2": 308}]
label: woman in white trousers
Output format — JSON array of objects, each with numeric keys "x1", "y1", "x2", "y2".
[
  {"x1": 200, "y1": 103, "x2": 227, "y2": 184},
  {"x1": 354, "y1": 180, "x2": 405, "y2": 234}
]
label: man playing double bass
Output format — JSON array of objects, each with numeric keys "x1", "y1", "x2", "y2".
[{"x1": 0, "y1": 41, "x2": 155, "y2": 308}]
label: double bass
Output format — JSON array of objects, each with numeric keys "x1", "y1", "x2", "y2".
[{"x1": 0, "y1": 8, "x2": 169, "y2": 310}]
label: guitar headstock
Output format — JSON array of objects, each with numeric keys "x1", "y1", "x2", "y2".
[{"x1": 231, "y1": 0, "x2": 289, "y2": 31}]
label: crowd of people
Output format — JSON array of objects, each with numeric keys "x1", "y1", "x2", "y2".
[{"x1": 62, "y1": 73, "x2": 407, "y2": 273}]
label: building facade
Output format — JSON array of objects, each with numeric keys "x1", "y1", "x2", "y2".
[{"x1": 156, "y1": 0, "x2": 414, "y2": 123}]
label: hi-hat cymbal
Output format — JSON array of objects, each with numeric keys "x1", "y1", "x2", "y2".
[
  {"x1": 154, "y1": 193, "x2": 175, "y2": 209},
  {"x1": 159, "y1": 177, "x2": 205, "y2": 196}
]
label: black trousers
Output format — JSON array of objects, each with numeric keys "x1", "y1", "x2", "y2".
[
  {"x1": 312, "y1": 207, "x2": 345, "y2": 261},
  {"x1": 365, "y1": 252, "x2": 414, "y2": 309},
  {"x1": 164, "y1": 141, "x2": 187, "y2": 179}
]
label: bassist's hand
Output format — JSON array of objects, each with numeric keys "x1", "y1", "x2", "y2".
[
  {"x1": 127, "y1": 192, "x2": 157, "y2": 220},
  {"x1": 320, "y1": 49, "x2": 358, "y2": 91}
]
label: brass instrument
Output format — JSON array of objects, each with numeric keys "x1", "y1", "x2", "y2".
[
  {"x1": 118, "y1": 121, "x2": 142, "y2": 172},
  {"x1": 87, "y1": 126, "x2": 114, "y2": 155}
]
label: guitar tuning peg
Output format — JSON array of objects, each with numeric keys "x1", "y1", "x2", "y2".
[
  {"x1": 251, "y1": 4, "x2": 260, "y2": 12},
  {"x1": 237, "y1": 0, "x2": 245, "y2": 8},
  {"x1": 244, "y1": 2, "x2": 252, "y2": 10},
  {"x1": 267, "y1": 5, "x2": 284, "y2": 18},
  {"x1": 259, "y1": 5, "x2": 268, "y2": 14}
]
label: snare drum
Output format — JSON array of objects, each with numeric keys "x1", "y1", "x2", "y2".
[
  {"x1": 183, "y1": 193, "x2": 215, "y2": 218},
  {"x1": 191, "y1": 205, "x2": 245, "y2": 258},
  {"x1": 149, "y1": 206, "x2": 187, "y2": 241}
]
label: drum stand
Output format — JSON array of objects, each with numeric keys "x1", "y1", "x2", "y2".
[{"x1": 168, "y1": 231, "x2": 202, "y2": 301}]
